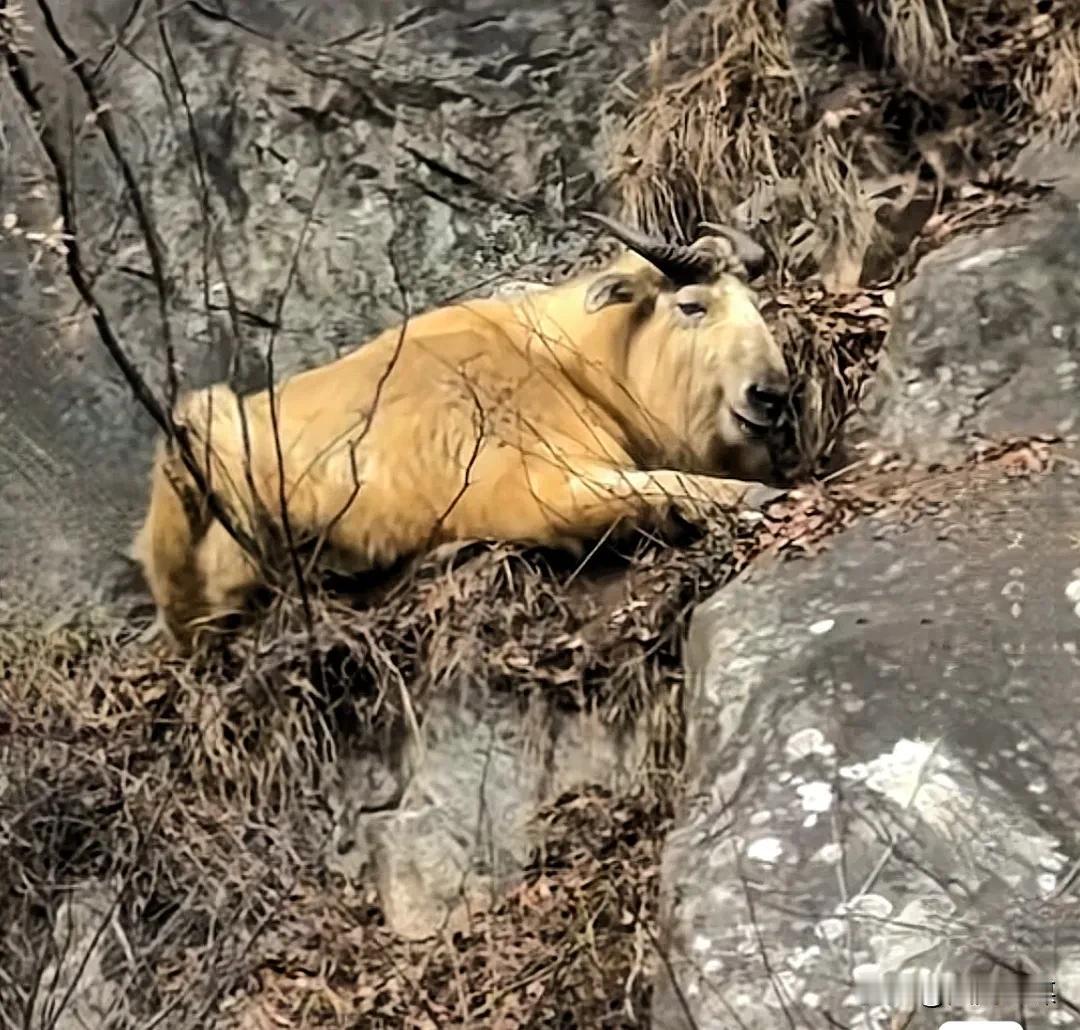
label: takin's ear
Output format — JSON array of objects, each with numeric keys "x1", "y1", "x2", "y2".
[{"x1": 584, "y1": 272, "x2": 640, "y2": 314}]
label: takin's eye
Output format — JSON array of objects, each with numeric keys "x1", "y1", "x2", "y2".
[{"x1": 676, "y1": 299, "x2": 708, "y2": 318}]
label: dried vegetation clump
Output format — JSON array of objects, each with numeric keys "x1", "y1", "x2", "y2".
[
  {"x1": 217, "y1": 790, "x2": 674, "y2": 1028},
  {"x1": 608, "y1": 0, "x2": 1077, "y2": 287}
]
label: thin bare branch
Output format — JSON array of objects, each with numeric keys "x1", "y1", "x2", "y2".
[
  {"x1": 34, "y1": 0, "x2": 178, "y2": 403},
  {"x1": 264, "y1": 159, "x2": 331, "y2": 634},
  {"x1": 0, "y1": 2, "x2": 261, "y2": 562}
]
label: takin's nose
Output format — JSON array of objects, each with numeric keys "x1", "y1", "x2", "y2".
[{"x1": 744, "y1": 373, "x2": 791, "y2": 424}]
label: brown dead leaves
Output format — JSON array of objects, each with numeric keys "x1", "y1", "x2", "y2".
[{"x1": 746, "y1": 435, "x2": 1060, "y2": 565}]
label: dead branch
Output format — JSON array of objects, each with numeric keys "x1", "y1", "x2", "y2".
[
  {"x1": 0, "y1": 0, "x2": 261, "y2": 561},
  {"x1": 34, "y1": 0, "x2": 179, "y2": 403},
  {"x1": 263, "y1": 160, "x2": 331, "y2": 635},
  {"x1": 153, "y1": 4, "x2": 268, "y2": 574}
]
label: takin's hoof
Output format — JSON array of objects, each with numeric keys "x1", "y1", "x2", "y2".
[
  {"x1": 737, "y1": 483, "x2": 804, "y2": 521},
  {"x1": 741, "y1": 483, "x2": 789, "y2": 509}
]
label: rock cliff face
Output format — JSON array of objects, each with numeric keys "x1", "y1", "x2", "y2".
[
  {"x1": 655, "y1": 196, "x2": 1080, "y2": 1029},
  {"x1": 0, "y1": 0, "x2": 657, "y2": 611}
]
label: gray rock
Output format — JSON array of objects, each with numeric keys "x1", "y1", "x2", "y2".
[
  {"x1": 656, "y1": 202, "x2": 1080, "y2": 1028},
  {"x1": 864, "y1": 197, "x2": 1080, "y2": 466},
  {"x1": 326, "y1": 691, "x2": 651, "y2": 939},
  {"x1": 655, "y1": 462, "x2": 1080, "y2": 1028}
]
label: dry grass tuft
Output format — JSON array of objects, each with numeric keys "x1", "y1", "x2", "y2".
[
  {"x1": 216, "y1": 789, "x2": 673, "y2": 1029},
  {"x1": 605, "y1": 0, "x2": 1076, "y2": 292}
]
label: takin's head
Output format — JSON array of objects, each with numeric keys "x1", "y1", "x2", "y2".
[{"x1": 582, "y1": 212, "x2": 792, "y2": 481}]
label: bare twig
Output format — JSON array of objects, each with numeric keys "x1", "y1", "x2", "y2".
[
  {"x1": 263, "y1": 159, "x2": 331, "y2": 634},
  {"x1": 40, "y1": 793, "x2": 174, "y2": 1030},
  {"x1": 0, "y1": 1, "x2": 260, "y2": 561},
  {"x1": 34, "y1": 0, "x2": 179, "y2": 403},
  {"x1": 88, "y1": 0, "x2": 146, "y2": 82},
  {"x1": 301, "y1": 203, "x2": 416, "y2": 575},
  {"x1": 154, "y1": 3, "x2": 267, "y2": 561}
]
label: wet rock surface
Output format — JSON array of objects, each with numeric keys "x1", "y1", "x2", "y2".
[{"x1": 656, "y1": 201, "x2": 1080, "y2": 1029}]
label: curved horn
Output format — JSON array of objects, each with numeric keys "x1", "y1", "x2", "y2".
[
  {"x1": 699, "y1": 221, "x2": 768, "y2": 277},
  {"x1": 581, "y1": 211, "x2": 714, "y2": 285}
]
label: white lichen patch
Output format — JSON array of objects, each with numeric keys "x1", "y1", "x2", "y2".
[
  {"x1": 785, "y1": 727, "x2": 827, "y2": 760},
  {"x1": 797, "y1": 781, "x2": 834, "y2": 813},
  {"x1": 812, "y1": 842, "x2": 843, "y2": 865},
  {"x1": 815, "y1": 917, "x2": 846, "y2": 942},
  {"x1": 839, "y1": 761, "x2": 870, "y2": 781},
  {"x1": 847, "y1": 894, "x2": 893, "y2": 920},
  {"x1": 1041, "y1": 851, "x2": 1070, "y2": 872},
  {"x1": 746, "y1": 837, "x2": 784, "y2": 864},
  {"x1": 863, "y1": 738, "x2": 947, "y2": 808},
  {"x1": 787, "y1": 945, "x2": 821, "y2": 970}
]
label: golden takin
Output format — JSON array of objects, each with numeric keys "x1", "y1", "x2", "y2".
[{"x1": 133, "y1": 214, "x2": 793, "y2": 650}]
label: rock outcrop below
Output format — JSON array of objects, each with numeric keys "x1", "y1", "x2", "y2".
[{"x1": 655, "y1": 199, "x2": 1080, "y2": 1029}]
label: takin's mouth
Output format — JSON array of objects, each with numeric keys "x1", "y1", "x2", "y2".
[{"x1": 730, "y1": 407, "x2": 773, "y2": 440}]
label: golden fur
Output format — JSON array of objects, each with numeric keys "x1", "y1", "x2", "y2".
[{"x1": 133, "y1": 234, "x2": 791, "y2": 650}]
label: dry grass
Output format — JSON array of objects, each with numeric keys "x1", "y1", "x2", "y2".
[
  {"x1": 216, "y1": 790, "x2": 674, "y2": 1029},
  {"x1": 605, "y1": 0, "x2": 1077, "y2": 290}
]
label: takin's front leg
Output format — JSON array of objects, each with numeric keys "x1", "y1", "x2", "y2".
[
  {"x1": 559, "y1": 465, "x2": 784, "y2": 537},
  {"x1": 477, "y1": 460, "x2": 786, "y2": 551}
]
